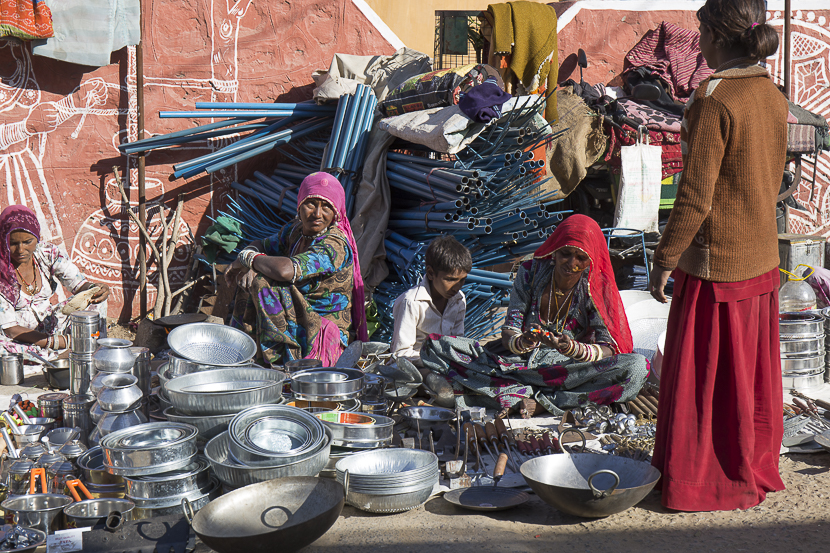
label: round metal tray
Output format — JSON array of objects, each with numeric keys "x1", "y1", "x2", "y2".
[{"x1": 291, "y1": 368, "x2": 364, "y2": 398}]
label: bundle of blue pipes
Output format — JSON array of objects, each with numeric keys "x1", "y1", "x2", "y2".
[
  {"x1": 121, "y1": 87, "x2": 567, "y2": 341},
  {"x1": 220, "y1": 93, "x2": 568, "y2": 341}
]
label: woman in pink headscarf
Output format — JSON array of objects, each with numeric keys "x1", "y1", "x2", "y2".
[
  {"x1": 225, "y1": 172, "x2": 367, "y2": 366},
  {"x1": 0, "y1": 205, "x2": 109, "y2": 360}
]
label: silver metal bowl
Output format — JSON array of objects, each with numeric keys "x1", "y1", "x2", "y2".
[
  {"x1": 164, "y1": 368, "x2": 285, "y2": 416},
  {"x1": 123, "y1": 457, "x2": 212, "y2": 498},
  {"x1": 101, "y1": 422, "x2": 198, "y2": 476},
  {"x1": 315, "y1": 412, "x2": 394, "y2": 448},
  {"x1": 63, "y1": 498, "x2": 135, "y2": 528},
  {"x1": 340, "y1": 469, "x2": 436, "y2": 513},
  {"x1": 227, "y1": 405, "x2": 326, "y2": 467},
  {"x1": 167, "y1": 323, "x2": 256, "y2": 366},
  {"x1": 162, "y1": 408, "x2": 235, "y2": 443},
  {"x1": 398, "y1": 406, "x2": 455, "y2": 430},
  {"x1": 291, "y1": 368, "x2": 365, "y2": 400},
  {"x1": 204, "y1": 429, "x2": 332, "y2": 489},
  {"x1": 243, "y1": 417, "x2": 315, "y2": 455},
  {"x1": 335, "y1": 449, "x2": 439, "y2": 485}
]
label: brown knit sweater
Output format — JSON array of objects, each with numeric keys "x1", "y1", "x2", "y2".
[{"x1": 653, "y1": 65, "x2": 788, "y2": 282}]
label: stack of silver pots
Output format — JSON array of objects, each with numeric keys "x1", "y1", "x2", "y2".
[
  {"x1": 204, "y1": 405, "x2": 332, "y2": 491},
  {"x1": 89, "y1": 373, "x2": 147, "y2": 446},
  {"x1": 162, "y1": 366, "x2": 286, "y2": 448},
  {"x1": 335, "y1": 449, "x2": 439, "y2": 514},
  {"x1": 780, "y1": 312, "x2": 826, "y2": 391},
  {"x1": 69, "y1": 310, "x2": 100, "y2": 395},
  {"x1": 100, "y1": 422, "x2": 218, "y2": 519},
  {"x1": 317, "y1": 411, "x2": 395, "y2": 479},
  {"x1": 289, "y1": 367, "x2": 365, "y2": 411}
]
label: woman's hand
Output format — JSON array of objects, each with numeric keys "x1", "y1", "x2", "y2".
[
  {"x1": 524, "y1": 326, "x2": 570, "y2": 351},
  {"x1": 648, "y1": 266, "x2": 672, "y2": 303},
  {"x1": 238, "y1": 269, "x2": 257, "y2": 290},
  {"x1": 89, "y1": 283, "x2": 110, "y2": 303},
  {"x1": 224, "y1": 259, "x2": 245, "y2": 288}
]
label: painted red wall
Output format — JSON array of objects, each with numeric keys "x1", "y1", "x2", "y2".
[{"x1": 0, "y1": 0, "x2": 396, "y2": 320}]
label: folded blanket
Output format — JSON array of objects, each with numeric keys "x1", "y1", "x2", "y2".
[{"x1": 486, "y1": 1, "x2": 558, "y2": 93}]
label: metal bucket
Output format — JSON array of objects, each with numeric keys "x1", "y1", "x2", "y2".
[
  {"x1": 1, "y1": 354, "x2": 24, "y2": 386},
  {"x1": 69, "y1": 310, "x2": 100, "y2": 354},
  {"x1": 69, "y1": 353, "x2": 94, "y2": 395},
  {"x1": 62, "y1": 395, "x2": 95, "y2": 446},
  {"x1": 782, "y1": 370, "x2": 825, "y2": 391}
]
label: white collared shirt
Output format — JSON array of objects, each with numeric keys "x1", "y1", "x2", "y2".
[{"x1": 391, "y1": 276, "x2": 466, "y2": 367}]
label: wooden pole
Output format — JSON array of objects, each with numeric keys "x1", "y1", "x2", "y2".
[
  {"x1": 137, "y1": 13, "x2": 147, "y2": 318},
  {"x1": 784, "y1": 0, "x2": 791, "y2": 99}
]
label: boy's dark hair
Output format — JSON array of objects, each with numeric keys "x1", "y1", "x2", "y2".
[
  {"x1": 697, "y1": 0, "x2": 779, "y2": 61},
  {"x1": 425, "y1": 235, "x2": 472, "y2": 274}
]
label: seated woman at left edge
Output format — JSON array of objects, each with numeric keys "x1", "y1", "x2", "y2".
[{"x1": 0, "y1": 205, "x2": 109, "y2": 359}]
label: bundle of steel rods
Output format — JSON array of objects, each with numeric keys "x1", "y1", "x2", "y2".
[
  {"x1": 320, "y1": 84, "x2": 378, "y2": 217},
  {"x1": 117, "y1": 101, "x2": 336, "y2": 179},
  {"x1": 371, "y1": 94, "x2": 572, "y2": 341}
]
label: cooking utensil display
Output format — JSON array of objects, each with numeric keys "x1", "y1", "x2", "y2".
[
  {"x1": 779, "y1": 312, "x2": 825, "y2": 337},
  {"x1": 284, "y1": 358, "x2": 323, "y2": 375},
  {"x1": 315, "y1": 411, "x2": 394, "y2": 448},
  {"x1": 187, "y1": 476, "x2": 344, "y2": 553},
  {"x1": 164, "y1": 367, "x2": 285, "y2": 416},
  {"x1": 130, "y1": 477, "x2": 220, "y2": 519},
  {"x1": 204, "y1": 429, "x2": 332, "y2": 489},
  {"x1": 1, "y1": 493, "x2": 73, "y2": 534},
  {"x1": 163, "y1": 407, "x2": 235, "y2": 444},
  {"x1": 92, "y1": 338, "x2": 137, "y2": 373},
  {"x1": 167, "y1": 322, "x2": 257, "y2": 366},
  {"x1": 398, "y1": 406, "x2": 454, "y2": 430},
  {"x1": 335, "y1": 449, "x2": 439, "y2": 513},
  {"x1": 122, "y1": 457, "x2": 211, "y2": 498},
  {"x1": 96, "y1": 373, "x2": 143, "y2": 412},
  {"x1": 0, "y1": 525, "x2": 46, "y2": 552},
  {"x1": 443, "y1": 486, "x2": 529, "y2": 512},
  {"x1": 520, "y1": 430, "x2": 660, "y2": 518},
  {"x1": 227, "y1": 405, "x2": 326, "y2": 466},
  {"x1": 290, "y1": 368, "x2": 365, "y2": 401},
  {"x1": 63, "y1": 498, "x2": 135, "y2": 528},
  {"x1": 101, "y1": 422, "x2": 198, "y2": 476},
  {"x1": 76, "y1": 446, "x2": 124, "y2": 486},
  {"x1": 42, "y1": 427, "x2": 79, "y2": 451}
]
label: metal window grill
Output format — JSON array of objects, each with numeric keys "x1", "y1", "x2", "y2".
[{"x1": 434, "y1": 11, "x2": 485, "y2": 70}]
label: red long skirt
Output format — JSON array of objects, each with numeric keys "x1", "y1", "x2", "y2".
[{"x1": 651, "y1": 268, "x2": 784, "y2": 511}]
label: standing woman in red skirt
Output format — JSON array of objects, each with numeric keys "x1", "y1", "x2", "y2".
[{"x1": 648, "y1": 0, "x2": 788, "y2": 511}]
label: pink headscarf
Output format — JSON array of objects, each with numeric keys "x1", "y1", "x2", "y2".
[
  {"x1": 298, "y1": 172, "x2": 368, "y2": 342},
  {"x1": 0, "y1": 205, "x2": 40, "y2": 305}
]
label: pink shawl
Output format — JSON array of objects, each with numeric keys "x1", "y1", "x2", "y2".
[{"x1": 298, "y1": 172, "x2": 368, "y2": 342}]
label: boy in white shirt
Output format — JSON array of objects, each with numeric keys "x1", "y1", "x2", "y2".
[{"x1": 391, "y1": 235, "x2": 471, "y2": 367}]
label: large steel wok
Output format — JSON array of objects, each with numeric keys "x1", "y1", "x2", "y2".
[
  {"x1": 185, "y1": 477, "x2": 344, "y2": 553},
  {"x1": 520, "y1": 432, "x2": 660, "y2": 518}
]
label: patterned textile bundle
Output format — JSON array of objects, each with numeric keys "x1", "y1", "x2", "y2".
[{"x1": 0, "y1": 0, "x2": 53, "y2": 40}]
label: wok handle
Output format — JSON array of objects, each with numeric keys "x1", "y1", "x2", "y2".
[
  {"x1": 343, "y1": 469, "x2": 350, "y2": 496},
  {"x1": 587, "y1": 469, "x2": 620, "y2": 499},
  {"x1": 182, "y1": 497, "x2": 196, "y2": 525},
  {"x1": 559, "y1": 428, "x2": 587, "y2": 453}
]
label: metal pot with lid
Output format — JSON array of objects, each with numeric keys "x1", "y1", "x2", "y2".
[
  {"x1": 57, "y1": 440, "x2": 87, "y2": 462},
  {"x1": 7, "y1": 458, "x2": 34, "y2": 495},
  {"x1": 36, "y1": 451, "x2": 65, "y2": 468},
  {"x1": 19, "y1": 443, "x2": 47, "y2": 461}
]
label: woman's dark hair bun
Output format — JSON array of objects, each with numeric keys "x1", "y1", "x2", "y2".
[
  {"x1": 742, "y1": 22, "x2": 779, "y2": 60},
  {"x1": 697, "y1": 0, "x2": 779, "y2": 61}
]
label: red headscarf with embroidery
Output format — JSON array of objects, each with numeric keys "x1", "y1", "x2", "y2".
[
  {"x1": 533, "y1": 214, "x2": 633, "y2": 354},
  {"x1": 0, "y1": 205, "x2": 41, "y2": 306},
  {"x1": 297, "y1": 172, "x2": 368, "y2": 342}
]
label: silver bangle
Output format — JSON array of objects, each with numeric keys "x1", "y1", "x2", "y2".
[{"x1": 290, "y1": 260, "x2": 298, "y2": 284}]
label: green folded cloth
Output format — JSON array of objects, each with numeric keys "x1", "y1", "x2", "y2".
[{"x1": 202, "y1": 216, "x2": 243, "y2": 263}]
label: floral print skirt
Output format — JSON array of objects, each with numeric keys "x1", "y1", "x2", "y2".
[{"x1": 421, "y1": 335, "x2": 649, "y2": 415}]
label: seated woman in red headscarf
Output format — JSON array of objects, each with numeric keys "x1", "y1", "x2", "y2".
[
  {"x1": 421, "y1": 214, "x2": 649, "y2": 415},
  {"x1": 225, "y1": 172, "x2": 368, "y2": 366},
  {"x1": 0, "y1": 205, "x2": 110, "y2": 360}
]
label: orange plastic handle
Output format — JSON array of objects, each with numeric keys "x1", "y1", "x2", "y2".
[
  {"x1": 65, "y1": 478, "x2": 93, "y2": 501},
  {"x1": 29, "y1": 467, "x2": 47, "y2": 494}
]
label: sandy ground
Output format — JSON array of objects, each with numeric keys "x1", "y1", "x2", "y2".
[{"x1": 188, "y1": 451, "x2": 830, "y2": 553}]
